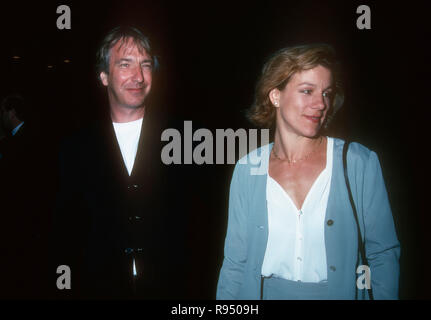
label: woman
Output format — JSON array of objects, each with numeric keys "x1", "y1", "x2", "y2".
[{"x1": 216, "y1": 44, "x2": 400, "y2": 300}]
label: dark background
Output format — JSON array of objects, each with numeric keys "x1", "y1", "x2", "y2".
[{"x1": 0, "y1": 0, "x2": 429, "y2": 299}]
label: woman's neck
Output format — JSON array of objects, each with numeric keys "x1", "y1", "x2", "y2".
[{"x1": 273, "y1": 129, "x2": 323, "y2": 162}]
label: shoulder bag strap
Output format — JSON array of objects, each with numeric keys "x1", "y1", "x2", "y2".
[{"x1": 342, "y1": 140, "x2": 374, "y2": 300}]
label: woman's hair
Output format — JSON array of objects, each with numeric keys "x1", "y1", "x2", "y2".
[{"x1": 247, "y1": 43, "x2": 344, "y2": 129}]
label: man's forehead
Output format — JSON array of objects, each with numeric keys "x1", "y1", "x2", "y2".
[{"x1": 111, "y1": 37, "x2": 150, "y2": 59}]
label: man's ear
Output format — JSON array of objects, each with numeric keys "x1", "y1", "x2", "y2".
[
  {"x1": 100, "y1": 72, "x2": 109, "y2": 86},
  {"x1": 269, "y1": 88, "x2": 280, "y2": 107}
]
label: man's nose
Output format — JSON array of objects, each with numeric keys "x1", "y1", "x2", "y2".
[{"x1": 132, "y1": 66, "x2": 144, "y2": 83}]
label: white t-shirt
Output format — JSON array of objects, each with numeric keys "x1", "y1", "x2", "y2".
[
  {"x1": 262, "y1": 137, "x2": 334, "y2": 283},
  {"x1": 112, "y1": 118, "x2": 143, "y2": 176}
]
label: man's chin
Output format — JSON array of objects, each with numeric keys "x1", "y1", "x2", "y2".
[{"x1": 122, "y1": 101, "x2": 146, "y2": 110}]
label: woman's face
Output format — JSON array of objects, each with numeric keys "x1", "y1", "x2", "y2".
[{"x1": 271, "y1": 65, "x2": 333, "y2": 138}]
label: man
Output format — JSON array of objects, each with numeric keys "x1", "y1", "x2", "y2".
[
  {"x1": 0, "y1": 94, "x2": 29, "y2": 163},
  {"x1": 54, "y1": 26, "x2": 187, "y2": 299},
  {"x1": 0, "y1": 95, "x2": 26, "y2": 139},
  {"x1": 0, "y1": 94, "x2": 51, "y2": 298}
]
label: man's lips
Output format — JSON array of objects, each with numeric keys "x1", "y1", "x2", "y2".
[
  {"x1": 304, "y1": 115, "x2": 321, "y2": 123},
  {"x1": 126, "y1": 88, "x2": 144, "y2": 94}
]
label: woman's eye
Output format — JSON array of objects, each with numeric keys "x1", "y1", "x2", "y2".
[
  {"x1": 323, "y1": 91, "x2": 333, "y2": 98},
  {"x1": 301, "y1": 89, "x2": 312, "y2": 94},
  {"x1": 120, "y1": 63, "x2": 129, "y2": 68}
]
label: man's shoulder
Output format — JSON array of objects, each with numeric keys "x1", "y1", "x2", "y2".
[
  {"x1": 59, "y1": 120, "x2": 107, "y2": 161},
  {"x1": 62, "y1": 121, "x2": 104, "y2": 146}
]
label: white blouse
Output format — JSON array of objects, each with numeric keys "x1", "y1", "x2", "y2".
[{"x1": 262, "y1": 137, "x2": 334, "y2": 283}]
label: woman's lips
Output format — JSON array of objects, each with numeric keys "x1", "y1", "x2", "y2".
[{"x1": 304, "y1": 115, "x2": 321, "y2": 123}]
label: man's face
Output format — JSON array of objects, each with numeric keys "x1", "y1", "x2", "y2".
[
  {"x1": 0, "y1": 106, "x2": 11, "y2": 132},
  {"x1": 100, "y1": 38, "x2": 153, "y2": 112},
  {"x1": 0, "y1": 106, "x2": 5, "y2": 134}
]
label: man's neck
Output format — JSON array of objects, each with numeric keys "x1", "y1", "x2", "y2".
[{"x1": 110, "y1": 105, "x2": 145, "y2": 123}]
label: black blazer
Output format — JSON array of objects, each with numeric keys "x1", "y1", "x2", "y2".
[{"x1": 53, "y1": 110, "x2": 188, "y2": 299}]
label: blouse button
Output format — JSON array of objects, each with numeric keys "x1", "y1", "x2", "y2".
[{"x1": 327, "y1": 219, "x2": 334, "y2": 226}]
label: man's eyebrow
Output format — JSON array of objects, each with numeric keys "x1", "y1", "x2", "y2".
[
  {"x1": 115, "y1": 58, "x2": 153, "y2": 64},
  {"x1": 115, "y1": 58, "x2": 133, "y2": 63}
]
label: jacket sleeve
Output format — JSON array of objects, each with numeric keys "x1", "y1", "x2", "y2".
[
  {"x1": 51, "y1": 139, "x2": 87, "y2": 297},
  {"x1": 216, "y1": 163, "x2": 248, "y2": 299},
  {"x1": 362, "y1": 151, "x2": 400, "y2": 299}
]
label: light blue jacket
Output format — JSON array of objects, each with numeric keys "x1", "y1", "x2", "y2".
[{"x1": 217, "y1": 138, "x2": 400, "y2": 300}]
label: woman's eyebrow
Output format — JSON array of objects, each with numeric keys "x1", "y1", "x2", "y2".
[
  {"x1": 297, "y1": 82, "x2": 334, "y2": 90},
  {"x1": 297, "y1": 82, "x2": 316, "y2": 87}
]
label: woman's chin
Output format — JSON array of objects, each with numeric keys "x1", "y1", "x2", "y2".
[{"x1": 300, "y1": 127, "x2": 321, "y2": 139}]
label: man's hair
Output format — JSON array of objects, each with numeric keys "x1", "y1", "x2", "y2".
[
  {"x1": 247, "y1": 43, "x2": 344, "y2": 129},
  {"x1": 96, "y1": 26, "x2": 159, "y2": 77},
  {"x1": 1, "y1": 94, "x2": 28, "y2": 121}
]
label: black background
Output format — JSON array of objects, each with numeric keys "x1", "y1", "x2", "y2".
[{"x1": 0, "y1": 0, "x2": 429, "y2": 299}]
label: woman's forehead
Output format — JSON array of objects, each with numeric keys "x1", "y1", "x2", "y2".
[{"x1": 289, "y1": 66, "x2": 333, "y2": 86}]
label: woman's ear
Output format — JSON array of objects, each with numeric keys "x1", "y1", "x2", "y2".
[{"x1": 269, "y1": 88, "x2": 280, "y2": 107}]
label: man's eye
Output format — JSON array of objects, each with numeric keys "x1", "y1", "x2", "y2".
[
  {"x1": 142, "y1": 64, "x2": 152, "y2": 69},
  {"x1": 120, "y1": 63, "x2": 129, "y2": 68}
]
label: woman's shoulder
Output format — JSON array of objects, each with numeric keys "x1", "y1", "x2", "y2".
[
  {"x1": 332, "y1": 137, "x2": 373, "y2": 158},
  {"x1": 238, "y1": 142, "x2": 272, "y2": 163},
  {"x1": 233, "y1": 143, "x2": 273, "y2": 176},
  {"x1": 331, "y1": 137, "x2": 379, "y2": 171}
]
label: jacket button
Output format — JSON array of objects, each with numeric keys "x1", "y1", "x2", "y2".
[
  {"x1": 124, "y1": 247, "x2": 143, "y2": 254},
  {"x1": 327, "y1": 219, "x2": 334, "y2": 226},
  {"x1": 330, "y1": 266, "x2": 336, "y2": 272}
]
